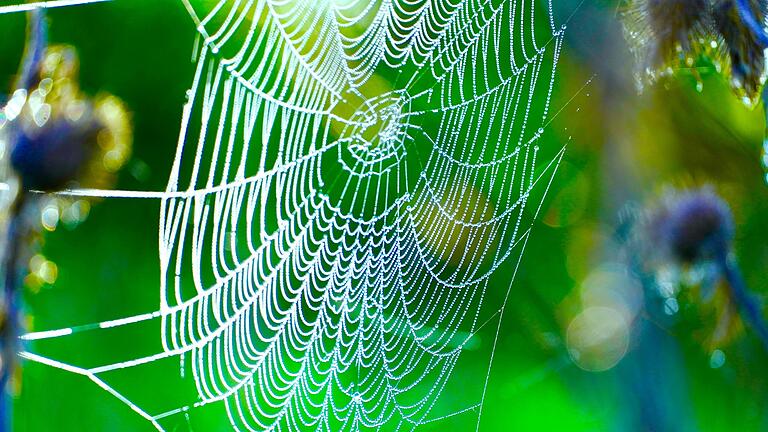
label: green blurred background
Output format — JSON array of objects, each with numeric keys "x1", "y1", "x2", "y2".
[{"x1": 1, "y1": 0, "x2": 767, "y2": 430}]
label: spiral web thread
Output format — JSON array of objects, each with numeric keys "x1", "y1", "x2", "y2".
[{"x1": 5, "y1": 0, "x2": 569, "y2": 430}]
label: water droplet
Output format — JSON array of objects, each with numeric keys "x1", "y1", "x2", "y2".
[
  {"x1": 37, "y1": 260, "x2": 58, "y2": 284},
  {"x1": 663, "y1": 297, "x2": 679, "y2": 315},
  {"x1": 709, "y1": 350, "x2": 726, "y2": 369},
  {"x1": 33, "y1": 103, "x2": 51, "y2": 127},
  {"x1": 41, "y1": 205, "x2": 60, "y2": 232},
  {"x1": 4, "y1": 89, "x2": 28, "y2": 121}
]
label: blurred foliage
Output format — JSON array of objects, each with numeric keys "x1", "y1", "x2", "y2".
[{"x1": 0, "y1": 0, "x2": 767, "y2": 431}]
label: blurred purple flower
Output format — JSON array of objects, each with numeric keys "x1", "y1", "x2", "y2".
[
  {"x1": 652, "y1": 188, "x2": 734, "y2": 264},
  {"x1": 639, "y1": 187, "x2": 768, "y2": 352},
  {"x1": 2, "y1": 45, "x2": 131, "y2": 192}
]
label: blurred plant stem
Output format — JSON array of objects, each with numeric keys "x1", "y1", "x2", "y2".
[
  {"x1": 736, "y1": 0, "x2": 768, "y2": 46},
  {"x1": 718, "y1": 250, "x2": 768, "y2": 351},
  {"x1": 0, "y1": 9, "x2": 46, "y2": 431},
  {"x1": 0, "y1": 196, "x2": 32, "y2": 432},
  {"x1": 743, "y1": 0, "x2": 768, "y2": 185}
]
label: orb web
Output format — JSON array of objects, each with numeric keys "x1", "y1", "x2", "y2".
[{"x1": 4, "y1": 0, "x2": 571, "y2": 430}]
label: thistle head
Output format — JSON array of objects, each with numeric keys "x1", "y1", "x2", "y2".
[
  {"x1": 621, "y1": 0, "x2": 768, "y2": 103},
  {"x1": 622, "y1": 0, "x2": 710, "y2": 83},
  {"x1": 651, "y1": 188, "x2": 734, "y2": 264},
  {"x1": 0, "y1": 45, "x2": 131, "y2": 192},
  {"x1": 713, "y1": 0, "x2": 767, "y2": 103},
  {"x1": 647, "y1": 0, "x2": 710, "y2": 65}
]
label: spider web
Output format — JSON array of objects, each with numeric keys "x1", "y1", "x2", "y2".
[{"x1": 7, "y1": 0, "x2": 568, "y2": 430}]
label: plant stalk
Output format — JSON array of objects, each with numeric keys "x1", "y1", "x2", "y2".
[
  {"x1": 0, "y1": 195, "x2": 30, "y2": 432},
  {"x1": 717, "y1": 250, "x2": 768, "y2": 353},
  {"x1": 736, "y1": 0, "x2": 768, "y2": 47},
  {"x1": 0, "y1": 9, "x2": 47, "y2": 431}
]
